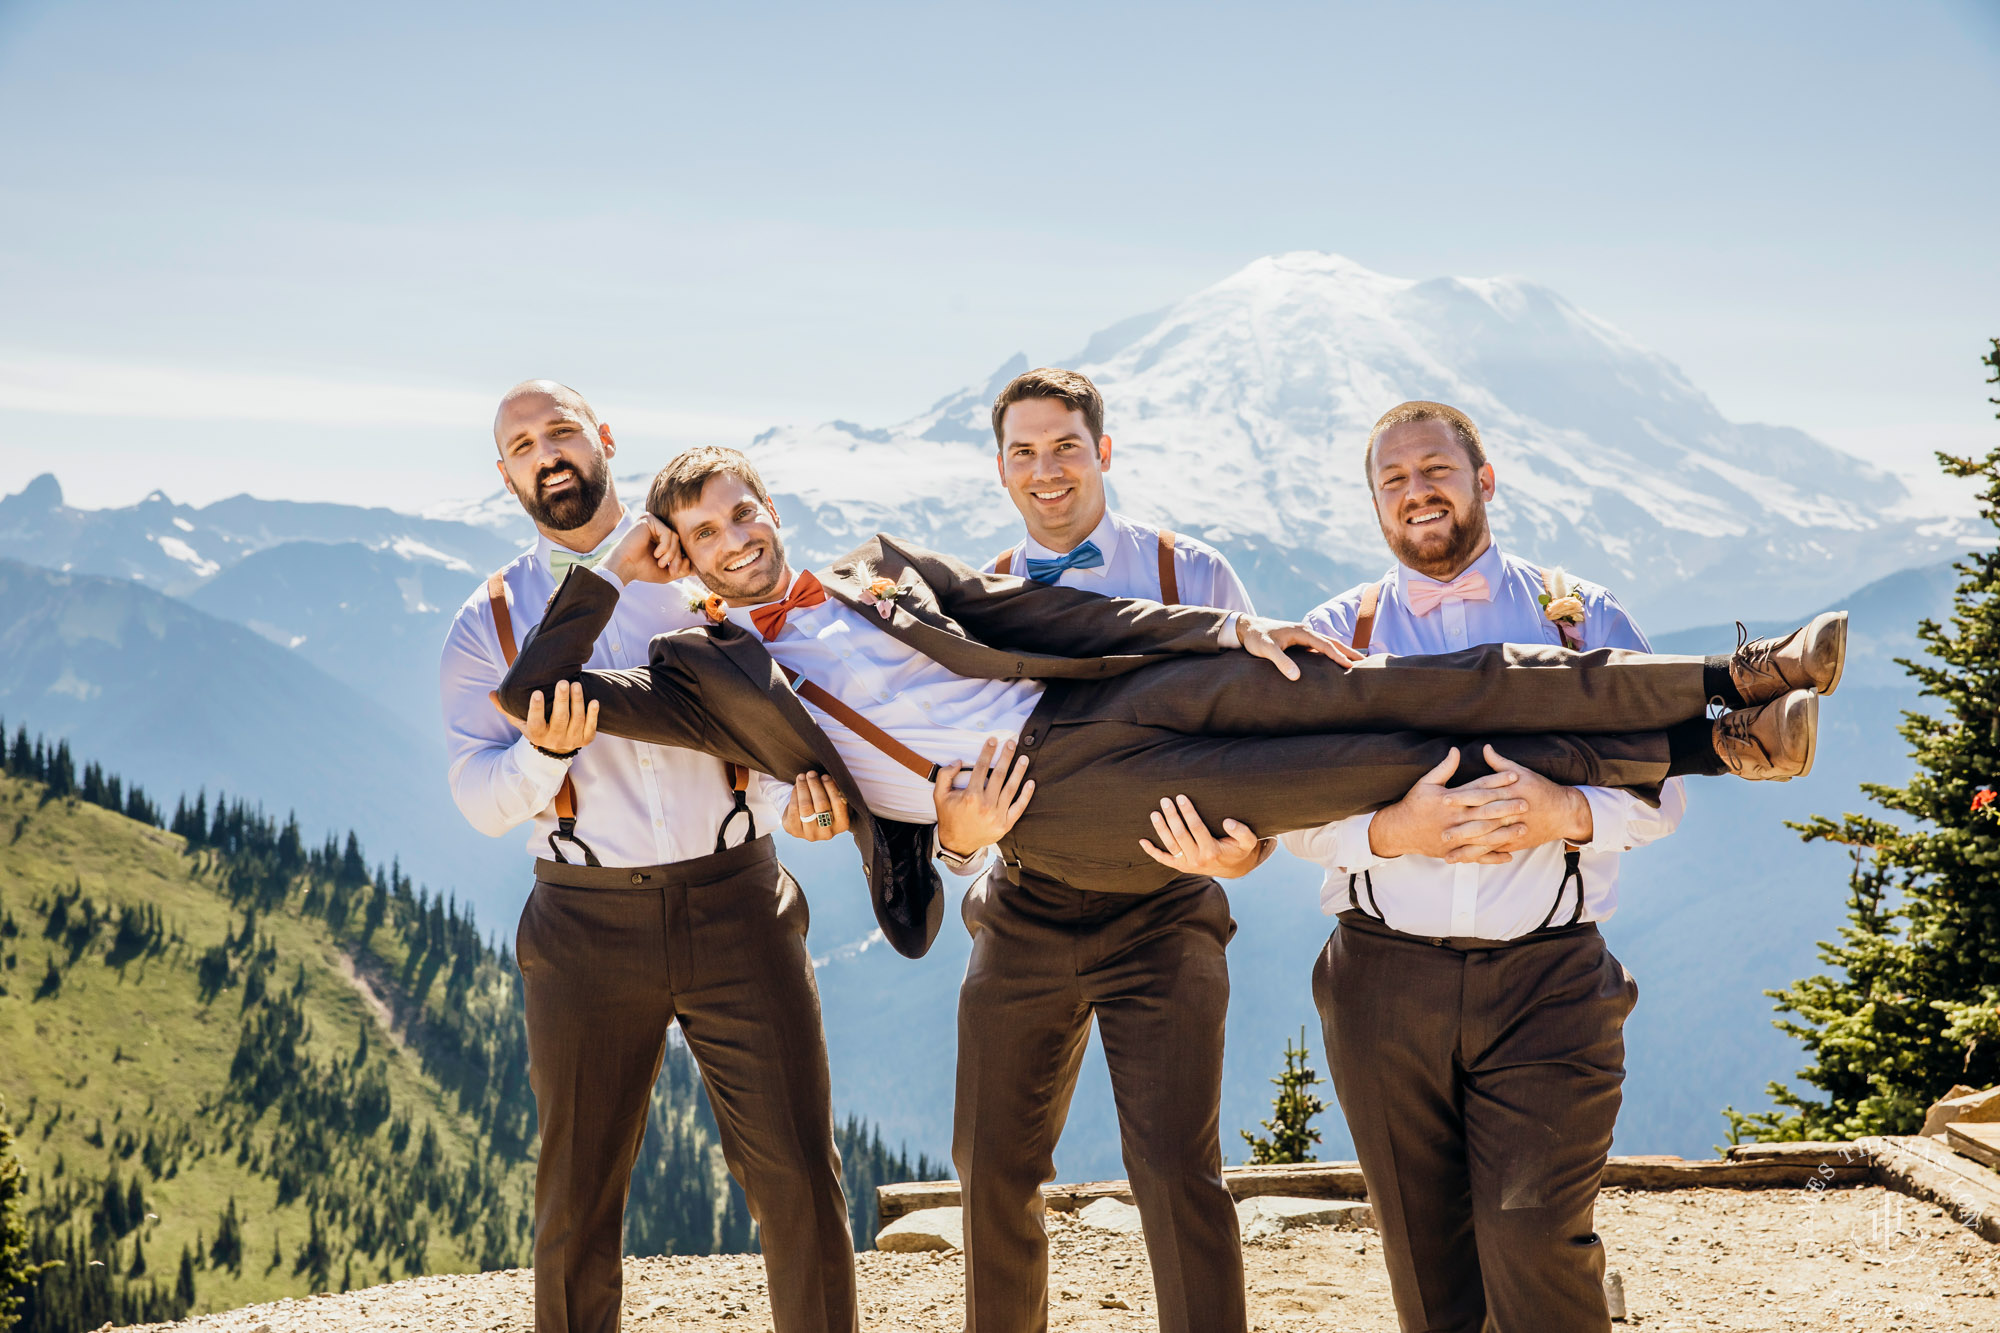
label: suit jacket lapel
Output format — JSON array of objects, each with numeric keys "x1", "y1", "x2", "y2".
[{"x1": 705, "y1": 620, "x2": 874, "y2": 811}]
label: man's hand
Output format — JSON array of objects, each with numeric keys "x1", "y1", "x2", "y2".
[
  {"x1": 933, "y1": 737, "x2": 1034, "y2": 857},
  {"x1": 781, "y1": 771, "x2": 851, "y2": 841},
  {"x1": 603, "y1": 513, "x2": 693, "y2": 586},
  {"x1": 489, "y1": 679, "x2": 599, "y2": 755},
  {"x1": 1235, "y1": 617, "x2": 1363, "y2": 680},
  {"x1": 1366, "y1": 748, "x2": 1530, "y2": 865},
  {"x1": 1452, "y1": 745, "x2": 1594, "y2": 856},
  {"x1": 1139, "y1": 794, "x2": 1273, "y2": 879}
]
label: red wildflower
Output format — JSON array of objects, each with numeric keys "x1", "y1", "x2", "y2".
[{"x1": 1974, "y1": 789, "x2": 1996, "y2": 815}]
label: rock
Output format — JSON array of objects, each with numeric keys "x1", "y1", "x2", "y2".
[
  {"x1": 1605, "y1": 1268, "x2": 1628, "y2": 1320},
  {"x1": 1236, "y1": 1195, "x2": 1375, "y2": 1241},
  {"x1": 1099, "y1": 1292, "x2": 1132, "y2": 1309},
  {"x1": 1075, "y1": 1197, "x2": 1146, "y2": 1234},
  {"x1": 875, "y1": 1206, "x2": 963, "y2": 1253},
  {"x1": 1920, "y1": 1084, "x2": 2000, "y2": 1138}
]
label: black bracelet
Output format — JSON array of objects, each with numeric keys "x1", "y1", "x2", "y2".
[{"x1": 532, "y1": 742, "x2": 581, "y2": 760}]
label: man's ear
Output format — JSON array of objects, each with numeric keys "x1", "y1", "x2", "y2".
[
  {"x1": 1477, "y1": 463, "x2": 1497, "y2": 502},
  {"x1": 1096, "y1": 434, "x2": 1113, "y2": 473},
  {"x1": 496, "y1": 457, "x2": 518, "y2": 498},
  {"x1": 599, "y1": 422, "x2": 616, "y2": 459}
]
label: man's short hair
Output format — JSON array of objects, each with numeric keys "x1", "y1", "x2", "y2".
[
  {"x1": 990, "y1": 367, "x2": 1105, "y2": 446},
  {"x1": 1364, "y1": 401, "x2": 1488, "y2": 480},
  {"x1": 647, "y1": 446, "x2": 773, "y2": 525}
]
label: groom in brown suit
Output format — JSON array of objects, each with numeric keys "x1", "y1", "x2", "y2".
[{"x1": 496, "y1": 446, "x2": 1835, "y2": 969}]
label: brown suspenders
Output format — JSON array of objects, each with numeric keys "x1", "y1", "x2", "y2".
[
  {"x1": 488, "y1": 570, "x2": 752, "y2": 864},
  {"x1": 993, "y1": 530, "x2": 1181, "y2": 605},
  {"x1": 1344, "y1": 565, "x2": 1586, "y2": 930},
  {"x1": 780, "y1": 669, "x2": 942, "y2": 783}
]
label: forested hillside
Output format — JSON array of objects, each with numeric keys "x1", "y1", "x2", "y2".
[{"x1": 0, "y1": 728, "x2": 942, "y2": 1332}]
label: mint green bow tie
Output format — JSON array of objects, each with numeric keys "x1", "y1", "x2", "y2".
[{"x1": 549, "y1": 546, "x2": 611, "y2": 575}]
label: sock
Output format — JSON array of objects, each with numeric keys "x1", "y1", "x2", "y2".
[
  {"x1": 1702, "y1": 656, "x2": 1746, "y2": 710},
  {"x1": 1666, "y1": 717, "x2": 1727, "y2": 777}
]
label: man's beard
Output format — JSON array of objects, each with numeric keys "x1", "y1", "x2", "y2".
[
  {"x1": 1385, "y1": 499, "x2": 1491, "y2": 580},
  {"x1": 521, "y1": 452, "x2": 612, "y2": 531}
]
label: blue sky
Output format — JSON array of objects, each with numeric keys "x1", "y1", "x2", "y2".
[{"x1": 3, "y1": 0, "x2": 1996, "y2": 510}]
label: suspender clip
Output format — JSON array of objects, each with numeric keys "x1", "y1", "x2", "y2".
[{"x1": 548, "y1": 816, "x2": 603, "y2": 868}]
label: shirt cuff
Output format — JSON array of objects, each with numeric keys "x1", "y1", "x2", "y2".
[
  {"x1": 1332, "y1": 811, "x2": 1394, "y2": 873},
  {"x1": 513, "y1": 732, "x2": 572, "y2": 786},
  {"x1": 1576, "y1": 786, "x2": 1632, "y2": 852},
  {"x1": 592, "y1": 566, "x2": 625, "y2": 593},
  {"x1": 1219, "y1": 613, "x2": 1242, "y2": 649}
]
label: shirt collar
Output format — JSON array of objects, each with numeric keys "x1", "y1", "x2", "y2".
[
  {"x1": 1394, "y1": 538, "x2": 1505, "y2": 602},
  {"x1": 534, "y1": 505, "x2": 632, "y2": 579},
  {"x1": 1020, "y1": 509, "x2": 1119, "y2": 573}
]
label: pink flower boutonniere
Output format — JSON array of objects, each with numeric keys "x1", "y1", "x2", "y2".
[
  {"x1": 862, "y1": 576, "x2": 904, "y2": 620},
  {"x1": 689, "y1": 591, "x2": 727, "y2": 625},
  {"x1": 1538, "y1": 567, "x2": 1586, "y2": 648}
]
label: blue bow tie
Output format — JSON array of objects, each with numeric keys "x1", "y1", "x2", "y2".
[{"x1": 1024, "y1": 540, "x2": 1105, "y2": 585}]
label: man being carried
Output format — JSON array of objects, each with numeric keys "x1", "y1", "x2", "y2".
[
  {"x1": 443, "y1": 383, "x2": 856, "y2": 1333},
  {"x1": 495, "y1": 445, "x2": 1840, "y2": 983}
]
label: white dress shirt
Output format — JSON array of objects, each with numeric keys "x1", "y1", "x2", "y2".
[
  {"x1": 1281, "y1": 541, "x2": 1687, "y2": 939},
  {"x1": 718, "y1": 591, "x2": 1045, "y2": 827},
  {"x1": 440, "y1": 510, "x2": 776, "y2": 868},
  {"x1": 985, "y1": 509, "x2": 1256, "y2": 615}
]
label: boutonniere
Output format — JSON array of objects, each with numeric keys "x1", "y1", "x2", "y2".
[
  {"x1": 861, "y1": 576, "x2": 905, "y2": 621},
  {"x1": 688, "y1": 591, "x2": 727, "y2": 625},
  {"x1": 1538, "y1": 567, "x2": 1587, "y2": 645}
]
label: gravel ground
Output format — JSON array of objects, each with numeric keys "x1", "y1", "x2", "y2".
[{"x1": 120, "y1": 1184, "x2": 2000, "y2": 1332}]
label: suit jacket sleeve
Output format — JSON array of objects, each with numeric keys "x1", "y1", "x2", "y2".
[
  {"x1": 494, "y1": 567, "x2": 710, "y2": 752},
  {"x1": 886, "y1": 537, "x2": 1237, "y2": 659}
]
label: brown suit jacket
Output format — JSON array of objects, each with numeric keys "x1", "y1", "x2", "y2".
[{"x1": 497, "y1": 534, "x2": 1238, "y2": 958}]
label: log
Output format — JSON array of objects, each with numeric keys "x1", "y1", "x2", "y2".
[
  {"x1": 1945, "y1": 1122, "x2": 2000, "y2": 1172},
  {"x1": 1859, "y1": 1134, "x2": 2000, "y2": 1243}
]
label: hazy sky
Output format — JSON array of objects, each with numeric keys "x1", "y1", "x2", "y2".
[{"x1": 3, "y1": 0, "x2": 1997, "y2": 511}]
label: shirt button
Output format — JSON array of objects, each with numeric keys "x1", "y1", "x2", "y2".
[
  {"x1": 639, "y1": 758, "x2": 651, "y2": 768},
  {"x1": 611, "y1": 642, "x2": 622, "y2": 652},
  {"x1": 654, "y1": 818, "x2": 664, "y2": 828}
]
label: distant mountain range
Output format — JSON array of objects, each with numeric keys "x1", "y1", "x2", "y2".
[{"x1": 0, "y1": 249, "x2": 1984, "y2": 1172}]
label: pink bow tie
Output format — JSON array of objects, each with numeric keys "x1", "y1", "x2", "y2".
[{"x1": 1407, "y1": 570, "x2": 1491, "y2": 616}]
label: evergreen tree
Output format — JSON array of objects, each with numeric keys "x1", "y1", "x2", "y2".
[
  {"x1": 2, "y1": 1096, "x2": 46, "y2": 1331},
  {"x1": 1240, "y1": 1027, "x2": 1328, "y2": 1165},
  {"x1": 210, "y1": 1198, "x2": 242, "y2": 1275},
  {"x1": 1728, "y1": 338, "x2": 2000, "y2": 1140},
  {"x1": 174, "y1": 1245, "x2": 196, "y2": 1306}
]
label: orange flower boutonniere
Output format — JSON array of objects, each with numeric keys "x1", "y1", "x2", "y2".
[
  {"x1": 689, "y1": 591, "x2": 727, "y2": 625},
  {"x1": 861, "y1": 576, "x2": 904, "y2": 621}
]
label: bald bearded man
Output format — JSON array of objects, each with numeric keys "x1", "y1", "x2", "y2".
[{"x1": 440, "y1": 382, "x2": 856, "y2": 1333}]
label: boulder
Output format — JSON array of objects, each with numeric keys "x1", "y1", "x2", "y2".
[
  {"x1": 875, "y1": 1206, "x2": 963, "y2": 1253},
  {"x1": 1237, "y1": 1195, "x2": 1375, "y2": 1241},
  {"x1": 1074, "y1": 1197, "x2": 1146, "y2": 1234},
  {"x1": 1920, "y1": 1084, "x2": 2000, "y2": 1138}
]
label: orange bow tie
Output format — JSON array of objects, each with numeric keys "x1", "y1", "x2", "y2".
[{"x1": 749, "y1": 568, "x2": 828, "y2": 640}]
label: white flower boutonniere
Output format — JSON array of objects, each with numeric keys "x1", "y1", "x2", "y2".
[{"x1": 1538, "y1": 567, "x2": 1587, "y2": 647}]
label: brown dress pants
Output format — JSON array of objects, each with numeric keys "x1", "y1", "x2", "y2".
[
  {"x1": 516, "y1": 836, "x2": 857, "y2": 1333},
  {"x1": 954, "y1": 870, "x2": 1244, "y2": 1333},
  {"x1": 1007, "y1": 643, "x2": 1690, "y2": 896},
  {"x1": 1312, "y1": 912, "x2": 1638, "y2": 1333}
]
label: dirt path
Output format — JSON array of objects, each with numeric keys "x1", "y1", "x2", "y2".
[{"x1": 121, "y1": 1184, "x2": 1999, "y2": 1332}]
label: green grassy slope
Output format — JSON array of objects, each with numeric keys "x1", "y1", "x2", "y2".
[{"x1": 0, "y1": 771, "x2": 532, "y2": 1326}]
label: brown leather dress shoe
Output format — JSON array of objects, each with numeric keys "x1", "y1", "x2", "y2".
[
  {"x1": 1729, "y1": 611, "x2": 1849, "y2": 706},
  {"x1": 1713, "y1": 689, "x2": 1819, "y2": 780}
]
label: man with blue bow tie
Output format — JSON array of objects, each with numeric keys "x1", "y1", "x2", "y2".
[{"x1": 957, "y1": 368, "x2": 1258, "y2": 1333}]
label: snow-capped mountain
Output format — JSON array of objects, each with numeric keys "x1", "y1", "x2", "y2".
[{"x1": 742, "y1": 252, "x2": 1973, "y2": 628}]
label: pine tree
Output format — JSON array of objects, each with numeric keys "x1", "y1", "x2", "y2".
[
  {"x1": 1240, "y1": 1026, "x2": 1328, "y2": 1164},
  {"x1": 1727, "y1": 337, "x2": 2000, "y2": 1140},
  {"x1": 2, "y1": 1096, "x2": 47, "y2": 1331}
]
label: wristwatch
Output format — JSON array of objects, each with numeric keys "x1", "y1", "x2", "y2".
[{"x1": 936, "y1": 838, "x2": 982, "y2": 873}]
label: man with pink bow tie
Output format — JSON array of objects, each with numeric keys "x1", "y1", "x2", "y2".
[
  {"x1": 1298, "y1": 402, "x2": 1684, "y2": 1332},
  {"x1": 1150, "y1": 401, "x2": 1710, "y2": 1332}
]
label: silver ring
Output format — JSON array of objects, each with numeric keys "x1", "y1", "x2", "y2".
[{"x1": 813, "y1": 811, "x2": 835, "y2": 829}]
